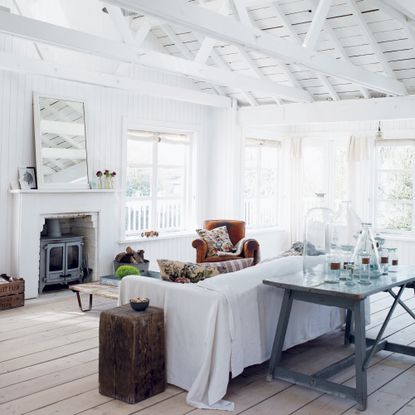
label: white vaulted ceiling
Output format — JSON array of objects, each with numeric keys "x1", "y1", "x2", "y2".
[{"x1": 0, "y1": 0, "x2": 414, "y2": 107}]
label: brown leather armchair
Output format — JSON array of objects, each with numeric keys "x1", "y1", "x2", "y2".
[{"x1": 192, "y1": 220, "x2": 260, "y2": 265}]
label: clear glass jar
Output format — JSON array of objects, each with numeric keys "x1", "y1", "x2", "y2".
[
  {"x1": 380, "y1": 248, "x2": 389, "y2": 275},
  {"x1": 388, "y1": 248, "x2": 399, "y2": 272},
  {"x1": 351, "y1": 223, "x2": 381, "y2": 278},
  {"x1": 359, "y1": 251, "x2": 371, "y2": 285},
  {"x1": 303, "y1": 207, "x2": 335, "y2": 278},
  {"x1": 326, "y1": 253, "x2": 341, "y2": 284}
]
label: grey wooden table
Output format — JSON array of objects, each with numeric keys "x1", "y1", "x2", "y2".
[{"x1": 264, "y1": 266, "x2": 415, "y2": 411}]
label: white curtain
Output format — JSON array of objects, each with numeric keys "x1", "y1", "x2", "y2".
[
  {"x1": 286, "y1": 137, "x2": 304, "y2": 244},
  {"x1": 347, "y1": 135, "x2": 371, "y2": 222}
]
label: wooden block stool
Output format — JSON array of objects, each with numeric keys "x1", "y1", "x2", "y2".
[{"x1": 99, "y1": 305, "x2": 166, "y2": 403}]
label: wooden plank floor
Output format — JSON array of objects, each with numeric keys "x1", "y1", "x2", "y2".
[{"x1": 1, "y1": 289, "x2": 415, "y2": 414}]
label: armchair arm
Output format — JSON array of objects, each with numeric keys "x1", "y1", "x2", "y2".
[
  {"x1": 192, "y1": 238, "x2": 208, "y2": 263},
  {"x1": 242, "y1": 239, "x2": 260, "y2": 265}
]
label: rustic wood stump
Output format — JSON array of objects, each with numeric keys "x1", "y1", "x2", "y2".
[{"x1": 99, "y1": 305, "x2": 166, "y2": 403}]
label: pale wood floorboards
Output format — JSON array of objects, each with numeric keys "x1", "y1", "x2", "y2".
[{"x1": 1, "y1": 289, "x2": 415, "y2": 414}]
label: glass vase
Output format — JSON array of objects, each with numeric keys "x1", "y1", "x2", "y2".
[
  {"x1": 351, "y1": 222, "x2": 381, "y2": 278},
  {"x1": 303, "y1": 207, "x2": 335, "y2": 278}
]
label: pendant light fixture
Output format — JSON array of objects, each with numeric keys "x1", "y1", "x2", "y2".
[{"x1": 376, "y1": 121, "x2": 384, "y2": 140}]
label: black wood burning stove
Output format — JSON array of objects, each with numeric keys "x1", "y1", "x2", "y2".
[{"x1": 39, "y1": 234, "x2": 84, "y2": 293}]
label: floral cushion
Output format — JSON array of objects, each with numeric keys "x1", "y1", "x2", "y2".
[
  {"x1": 199, "y1": 258, "x2": 254, "y2": 274},
  {"x1": 196, "y1": 226, "x2": 235, "y2": 257},
  {"x1": 157, "y1": 259, "x2": 219, "y2": 284}
]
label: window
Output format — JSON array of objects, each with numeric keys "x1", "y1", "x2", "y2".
[
  {"x1": 302, "y1": 140, "x2": 348, "y2": 213},
  {"x1": 243, "y1": 138, "x2": 280, "y2": 227},
  {"x1": 125, "y1": 129, "x2": 192, "y2": 236},
  {"x1": 375, "y1": 141, "x2": 415, "y2": 233}
]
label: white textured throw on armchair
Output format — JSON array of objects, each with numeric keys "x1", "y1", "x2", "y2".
[{"x1": 118, "y1": 256, "x2": 344, "y2": 411}]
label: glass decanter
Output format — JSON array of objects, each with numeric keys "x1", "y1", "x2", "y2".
[
  {"x1": 303, "y1": 206, "x2": 335, "y2": 278},
  {"x1": 351, "y1": 222, "x2": 381, "y2": 278}
]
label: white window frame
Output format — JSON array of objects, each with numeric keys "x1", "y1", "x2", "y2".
[
  {"x1": 121, "y1": 119, "x2": 197, "y2": 240},
  {"x1": 242, "y1": 137, "x2": 281, "y2": 228},
  {"x1": 373, "y1": 139, "x2": 415, "y2": 235}
]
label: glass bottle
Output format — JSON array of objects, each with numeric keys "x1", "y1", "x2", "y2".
[
  {"x1": 359, "y1": 251, "x2": 371, "y2": 285},
  {"x1": 388, "y1": 248, "x2": 399, "y2": 272},
  {"x1": 351, "y1": 223, "x2": 381, "y2": 278},
  {"x1": 303, "y1": 206, "x2": 335, "y2": 278},
  {"x1": 380, "y1": 247, "x2": 389, "y2": 275}
]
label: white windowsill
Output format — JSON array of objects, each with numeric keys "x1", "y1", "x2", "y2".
[
  {"x1": 119, "y1": 226, "x2": 285, "y2": 245},
  {"x1": 379, "y1": 233, "x2": 415, "y2": 243},
  {"x1": 119, "y1": 230, "x2": 196, "y2": 244}
]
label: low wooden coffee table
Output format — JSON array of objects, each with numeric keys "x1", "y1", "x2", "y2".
[
  {"x1": 69, "y1": 282, "x2": 118, "y2": 312},
  {"x1": 70, "y1": 272, "x2": 160, "y2": 312}
]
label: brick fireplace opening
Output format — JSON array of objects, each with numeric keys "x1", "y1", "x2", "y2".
[{"x1": 39, "y1": 213, "x2": 97, "y2": 293}]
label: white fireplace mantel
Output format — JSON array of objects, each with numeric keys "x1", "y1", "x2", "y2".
[{"x1": 11, "y1": 190, "x2": 119, "y2": 298}]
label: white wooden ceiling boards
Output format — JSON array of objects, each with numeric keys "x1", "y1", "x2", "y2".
[{"x1": 0, "y1": 0, "x2": 414, "y2": 108}]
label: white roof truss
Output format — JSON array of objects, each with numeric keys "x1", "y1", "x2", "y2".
[
  {"x1": 347, "y1": 0, "x2": 397, "y2": 80},
  {"x1": 0, "y1": 9, "x2": 312, "y2": 103},
  {"x1": 272, "y1": 1, "x2": 339, "y2": 101},
  {"x1": 103, "y1": 0, "x2": 406, "y2": 96}
]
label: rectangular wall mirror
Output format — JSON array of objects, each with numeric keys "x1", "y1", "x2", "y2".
[{"x1": 33, "y1": 94, "x2": 90, "y2": 189}]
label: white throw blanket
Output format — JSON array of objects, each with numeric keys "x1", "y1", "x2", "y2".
[{"x1": 119, "y1": 256, "x2": 344, "y2": 410}]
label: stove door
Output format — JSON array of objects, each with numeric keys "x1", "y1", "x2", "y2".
[
  {"x1": 66, "y1": 242, "x2": 82, "y2": 273},
  {"x1": 45, "y1": 243, "x2": 65, "y2": 282}
]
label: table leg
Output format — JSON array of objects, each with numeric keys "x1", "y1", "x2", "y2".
[
  {"x1": 74, "y1": 291, "x2": 93, "y2": 312},
  {"x1": 267, "y1": 289, "x2": 294, "y2": 381},
  {"x1": 344, "y1": 309, "x2": 353, "y2": 346},
  {"x1": 354, "y1": 300, "x2": 367, "y2": 411}
]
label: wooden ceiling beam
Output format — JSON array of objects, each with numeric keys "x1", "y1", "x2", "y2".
[
  {"x1": 103, "y1": 0, "x2": 407, "y2": 95},
  {"x1": 0, "y1": 10, "x2": 312, "y2": 102},
  {"x1": 303, "y1": 0, "x2": 333, "y2": 49}
]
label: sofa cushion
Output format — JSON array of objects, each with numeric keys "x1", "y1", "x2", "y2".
[
  {"x1": 196, "y1": 226, "x2": 235, "y2": 257},
  {"x1": 199, "y1": 258, "x2": 254, "y2": 274},
  {"x1": 157, "y1": 259, "x2": 219, "y2": 283}
]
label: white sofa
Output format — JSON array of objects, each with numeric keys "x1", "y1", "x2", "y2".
[{"x1": 118, "y1": 256, "x2": 344, "y2": 410}]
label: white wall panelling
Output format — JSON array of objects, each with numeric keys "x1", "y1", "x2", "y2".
[{"x1": 0, "y1": 66, "x2": 214, "y2": 278}]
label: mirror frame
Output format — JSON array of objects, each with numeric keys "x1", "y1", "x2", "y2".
[{"x1": 33, "y1": 93, "x2": 90, "y2": 190}]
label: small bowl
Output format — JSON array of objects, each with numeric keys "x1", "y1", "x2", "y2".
[{"x1": 129, "y1": 297, "x2": 150, "y2": 312}]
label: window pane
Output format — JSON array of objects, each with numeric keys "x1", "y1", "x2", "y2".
[
  {"x1": 127, "y1": 167, "x2": 151, "y2": 198},
  {"x1": 335, "y1": 146, "x2": 347, "y2": 206},
  {"x1": 127, "y1": 139, "x2": 152, "y2": 165},
  {"x1": 377, "y1": 201, "x2": 412, "y2": 231},
  {"x1": 245, "y1": 146, "x2": 258, "y2": 168},
  {"x1": 158, "y1": 142, "x2": 186, "y2": 166},
  {"x1": 261, "y1": 146, "x2": 278, "y2": 168},
  {"x1": 260, "y1": 168, "x2": 277, "y2": 196},
  {"x1": 157, "y1": 168, "x2": 184, "y2": 197},
  {"x1": 259, "y1": 198, "x2": 278, "y2": 226},
  {"x1": 377, "y1": 171, "x2": 413, "y2": 201},
  {"x1": 244, "y1": 169, "x2": 257, "y2": 198},
  {"x1": 377, "y1": 145, "x2": 415, "y2": 170},
  {"x1": 303, "y1": 146, "x2": 325, "y2": 197},
  {"x1": 125, "y1": 200, "x2": 152, "y2": 233},
  {"x1": 157, "y1": 200, "x2": 183, "y2": 231}
]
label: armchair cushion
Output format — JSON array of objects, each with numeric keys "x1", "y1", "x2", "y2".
[
  {"x1": 199, "y1": 258, "x2": 253, "y2": 273},
  {"x1": 196, "y1": 226, "x2": 235, "y2": 257}
]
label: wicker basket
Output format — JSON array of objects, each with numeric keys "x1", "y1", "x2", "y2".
[{"x1": 0, "y1": 277, "x2": 25, "y2": 310}]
